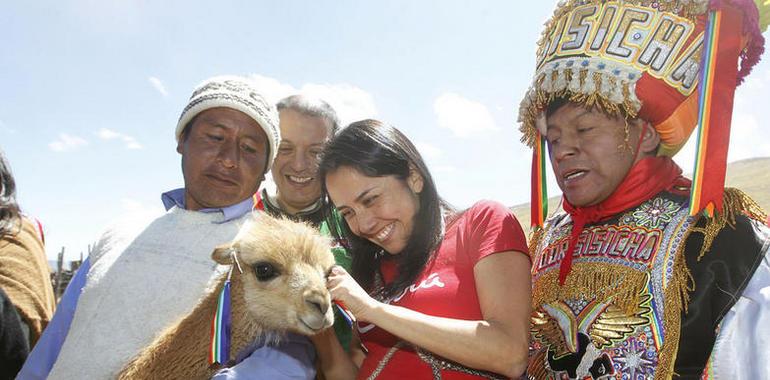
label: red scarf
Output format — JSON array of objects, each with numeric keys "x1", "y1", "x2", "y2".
[{"x1": 559, "y1": 156, "x2": 688, "y2": 284}]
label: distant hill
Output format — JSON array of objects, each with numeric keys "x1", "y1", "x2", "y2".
[
  {"x1": 722, "y1": 157, "x2": 770, "y2": 209},
  {"x1": 511, "y1": 157, "x2": 770, "y2": 234}
]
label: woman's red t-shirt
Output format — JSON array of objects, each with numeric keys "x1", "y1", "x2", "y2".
[{"x1": 356, "y1": 200, "x2": 528, "y2": 379}]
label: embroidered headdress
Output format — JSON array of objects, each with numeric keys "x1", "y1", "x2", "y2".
[{"x1": 519, "y1": 0, "x2": 769, "y2": 226}]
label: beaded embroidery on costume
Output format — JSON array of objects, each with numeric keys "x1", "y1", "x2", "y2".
[{"x1": 528, "y1": 192, "x2": 696, "y2": 379}]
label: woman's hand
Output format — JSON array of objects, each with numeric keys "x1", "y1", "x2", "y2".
[{"x1": 326, "y1": 266, "x2": 379, "y2": 322}]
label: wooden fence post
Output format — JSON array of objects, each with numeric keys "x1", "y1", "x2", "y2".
[{"x1": 55, "y1": 247, "x2": 65, "y2": 298}]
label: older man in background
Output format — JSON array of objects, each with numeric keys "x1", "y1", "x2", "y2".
[
  {"x1": 254, "y1": 95, "x2": 353, "y2": 355},
  {"x1": 257, "y1": 95, "x2": 339, "y2": 226}
]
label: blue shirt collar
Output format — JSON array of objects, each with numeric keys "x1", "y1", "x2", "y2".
[{"x1": 161, "y1": 188, "x2": 254, "y2": 223}]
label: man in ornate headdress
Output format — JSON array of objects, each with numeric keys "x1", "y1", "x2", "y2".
[{"x1": 519, "y1": 0, "x2": 770, "y2": 378}]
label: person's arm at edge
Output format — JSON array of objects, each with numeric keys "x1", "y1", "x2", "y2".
[
  {"x1": 710, "y1": 221, "x2": 770, "y2": 378},
  {"x1": 211, "y1": 334, "x2": 317, "y2": 380},
  {"x1": 16, "y1": 257, "x2": 91, "y2": 380}
]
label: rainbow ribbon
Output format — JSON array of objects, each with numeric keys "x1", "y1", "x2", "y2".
[
  {"x1": 209, "y1": 251, "x2": 241, "y2": 367},
  {"x1": 209, "y1": 279, "x2": 232, "y2": 366},
  {"x1": 333, "y1": 301, "x2": 369, "y2": 354},
  {"x1": 334, "y1": 301, "x2": 356, "y2": 326},
  {"x1": 690, "y1": 7, "x2": 744, "y2": 217},
  {"x1": 531, "y1": 133, "x2": 548, "y2": 227}
]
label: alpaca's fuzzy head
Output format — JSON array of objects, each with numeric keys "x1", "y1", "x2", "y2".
[{"x1": 212, "y1": 212, "x2": 336, "y2": 335}]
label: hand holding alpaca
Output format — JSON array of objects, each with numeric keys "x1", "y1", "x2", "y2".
[{"x1": 118, "y1": 213, "x2": 336, "y2": 380}]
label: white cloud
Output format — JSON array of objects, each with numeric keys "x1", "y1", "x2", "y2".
[
  {"x1": 96, "y1": 128, "x2": 143, "y2": 150},
  {"x1": 414, "y1": 142, "x2": 442, "y2": 160},
  {"x1": 246, "y1": 74, "x2": 297, "y2": 104},
  {"x1": 49, "y1": 133, "x2": 88, "y2": 152},
  {"x1": 148, "y1": 76, "x2": 168, "y2": 97},
  {"x1": 97, "y1": 128, "x2": 121, "y2": 139},
  {"x1": 246, "y1": 74, "x2": 378, "y2": 126},
  {"x1": 300, "y1": 83, "x2": 378, "y2": 126},
  {"x1": 433, "y1": 92, "x2": 499, "y2": 138}
]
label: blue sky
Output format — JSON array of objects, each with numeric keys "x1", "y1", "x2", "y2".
[{"x1": 2, "y1": 1, "x2": 769, "y2": 260}]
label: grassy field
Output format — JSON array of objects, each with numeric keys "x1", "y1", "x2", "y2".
[
  {"x1": 511, "y1": 157, "x2": 770, "y2": 234},
  {"x1": 723, "y1": 157, "x2": 770, "y2": 210}
]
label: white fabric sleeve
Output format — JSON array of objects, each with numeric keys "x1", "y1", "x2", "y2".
[{"x1": 709, "y1": 223, "x2": 770, "y2": 379}]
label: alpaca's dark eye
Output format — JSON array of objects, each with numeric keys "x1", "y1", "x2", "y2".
[{"x1": 253, "y1": 262, "x2": 279, "y2": 281}]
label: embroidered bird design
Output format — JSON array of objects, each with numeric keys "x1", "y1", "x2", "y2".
[{"x1": 530, "y1": 295, "x2": 650, "y2": 379}]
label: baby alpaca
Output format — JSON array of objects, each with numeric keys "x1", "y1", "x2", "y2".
[{"x1": 118, "y1": 213, "x2": 336, "y2": 380}]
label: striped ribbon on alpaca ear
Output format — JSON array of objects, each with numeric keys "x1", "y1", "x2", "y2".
[
  {"x1": 209, "y1": 279, "x2": 232, "y2": 366},
  {"x1": 209, "y1": 249, "x2": 243, "y2": 366},
  {"x1": 333, "y1": 300, "x2": 356, "y2": 326}
]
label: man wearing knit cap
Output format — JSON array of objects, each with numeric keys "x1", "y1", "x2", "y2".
[
  {"x1": 19, "y1": 76, "x2": 317, "y2": 379},
  {"x1": 521, "y1": 1, "x2": 770, "y2": 378}
]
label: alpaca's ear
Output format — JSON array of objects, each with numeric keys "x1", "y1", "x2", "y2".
[{"x1": 212, "y1": 244, "x2": 237, "y2": 265}]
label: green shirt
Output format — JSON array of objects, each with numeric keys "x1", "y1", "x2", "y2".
[{"x1": 318, "y1": 211, "x2": 353, "y2": 352}]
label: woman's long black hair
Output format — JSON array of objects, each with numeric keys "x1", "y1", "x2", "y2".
[
  {"x1": 319, "y1": 119, "x2": 453, "y2": 300},
  {"x1": 0, "y1": 149, "x2": 21, "y2": 237}
]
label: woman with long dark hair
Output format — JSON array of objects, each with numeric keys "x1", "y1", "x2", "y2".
[
  {"x1": 311, "y1": 120, "x2": 530, "y2": 379},
  {"x1": 0, "y1": 148, "x2": 55, "y2": 379}
]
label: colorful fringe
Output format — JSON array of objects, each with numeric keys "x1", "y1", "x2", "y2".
[
  {"x1": 531, "y1": 133, "x2": 548, "y2": 227},
  {"x1": 689, "y1": 7, "x2": 744, "y2": 217}
]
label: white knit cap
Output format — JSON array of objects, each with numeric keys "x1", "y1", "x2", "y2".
[{"x1": 175, "y1": 75, "x2": 280, "y2": 167}]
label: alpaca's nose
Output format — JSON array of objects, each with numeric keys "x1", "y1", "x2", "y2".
[{"x1": 305, "y1": 292, "x2": 330, "y2": 315}]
